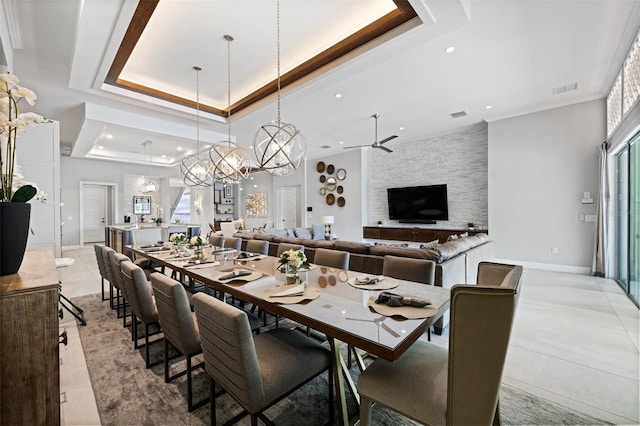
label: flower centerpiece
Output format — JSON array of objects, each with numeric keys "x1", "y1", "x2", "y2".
[
  {"x1": 169, "y1": 232, "x2": 188, "y2": 245},
  {"x1": 189, "y1": 235, "x2": 205, "y2": 260},
  {"x1": 0, "y1": 72, "x2": 49, "y2": 275},
  {"x1": 279, "y1": 249, "x2": 309, "y2": 285}
]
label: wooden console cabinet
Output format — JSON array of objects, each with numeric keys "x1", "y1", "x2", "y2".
[
  {"x1": 363, "y1": 226, "x2": 487, "y2": 243},
  {"x1": 0, "y1": 247, "x2": 60, "y2": 425}
]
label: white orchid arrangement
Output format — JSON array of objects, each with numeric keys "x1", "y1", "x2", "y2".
[
  {"x1": 279, "y1": 249, "x2": 309, "y2": 270},
  {"x1": 169, "y1": 233, "x2": 188, "y2": 244},
  {"x1": 189, "y1": 235, "x2": 204, "y2": 247},
  {"x1": 0, "y1": 72, "x2": 50, "y2": 202}
]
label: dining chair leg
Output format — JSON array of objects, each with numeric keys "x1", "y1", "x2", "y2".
[
  {"x1": 210, "y1": 378, "x2": 217, "y2": 426},
  {"x1": 164, "y1": 339, "x2": 170, "y2": 383},
  {"x1": 101, "y1": 277, "x2": 107, "y2": 301}
]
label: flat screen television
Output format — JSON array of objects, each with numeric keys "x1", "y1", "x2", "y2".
[{"x1": 387, "y1": 184, "x2": 449, "y2": 223}]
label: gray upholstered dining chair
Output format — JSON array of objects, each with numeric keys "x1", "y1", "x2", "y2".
[
  {"x1": 120, "y1": 260, "x2": 162, "y2": 368},
  {"x1": 276, "y1": 242, "x2": 304, "y2": 257},
  {"x1": 208, "y1": 234, "x2": 224, "y2": 248},
  {"x1": 382, "y1": 255, "x2": 436, "y2": 285},
  {"x1": 223, "y1": 236, "x2": 242, "y2": 250},
  {"x1": 93, "y1": 245, "x2": 110, "y2": 302},
  {"x1": 150, "y1": 272, "x2": 208, "y2": 412},
  {"x1": 357, "y1": 262, "x2": 523, "y2": 426},
  {"x1": 245, "y1": 239, "x2": 269, "y2": 255},
  {"x1": 101, "y1": 246, "x2": 119, "y2": 310},
  {"x1": 106, "y1": 249, "x2": 131, "y2": 320},
  {"x1": 192, "y1": 292, "x2": 333, "y2": 425},
  {"x1": 314, "y1": 248, "x2": 350, "y2": 270}
]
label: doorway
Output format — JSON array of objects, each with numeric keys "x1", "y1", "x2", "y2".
[
  {"x1": 80, "y1": 182, "x2": 117, "y2": 245},
  {"x1": 279, "y1": 186, "x2": 298, "y2": 229}
]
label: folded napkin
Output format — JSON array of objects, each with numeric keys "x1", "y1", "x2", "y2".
[
  {"x1": 184, "y1": 259, "x2": 216, "y2": 267},
  {"x1": 270, "y1": 283, "x2": 305, "y2": 298},
  {"x1": 211, "y1": 248, "x2": 233, "y2": 255},
  {"x1": 236, "y1": 251, "x2": 257, "y2": 259},
  {"x1": 219, "y1": 270, "x2": 252, "y2": 280},
  {"x1": 355, "y1": 275, "x2": 385, "y2": 285},
  {"x1": 375, "y1": 291, "x2": 431, "y2": 308}
]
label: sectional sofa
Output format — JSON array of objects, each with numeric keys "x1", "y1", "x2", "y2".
[{"x1": 234, "y1": 229, "x2": 495, "y2": 334}]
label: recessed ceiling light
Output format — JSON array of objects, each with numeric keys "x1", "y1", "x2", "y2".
[
  {"x1": 177, "y1": 147, "x2": 183, "y2": 151},
  {"x1": 335, "y1": 93, "x2": 342, "y2": 98},
  {"x1": 485, "y1": 105, "x2": 492, "y2": 110},
  {"x1": 253, "y1": 184, "x2": 258, "y2": 188},
  {"x1": 98, "y1": 145, "x2": 104, "y2": 150},
  {"x1": 161, "y1": 154, "x2": 166, "y2": 158},
  {"x1": 339, "y1": 141, "x2": 344, "y2": 145},
  {"x1": 250, "y1": 176, "x2": 254, "y2": 180},
  {"x1": 445, "y1": 46, "x2": 455, "y2": 53},
  {"x1": 106, "y1": 134, "x2": 113, "y2": 139},
  {"x1": 399, "y1": 126, "x2": 404, "y2": 131}
]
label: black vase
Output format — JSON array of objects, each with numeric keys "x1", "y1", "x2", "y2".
[{"x1": 0, "y1": 202, "x2": 31, "y2": 276}]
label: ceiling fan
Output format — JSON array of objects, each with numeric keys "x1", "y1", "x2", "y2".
[{"x1": 343, "y1": 114, "x2": 398, "y2": 153}]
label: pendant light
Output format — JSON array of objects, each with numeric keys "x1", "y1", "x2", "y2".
[
  {"x1": 253, "y1": 0, "x2": 306, "y2": 176},
  {"x1": 138, "y1": 139, "x2": 159, "y2": 193},
  {"x1": 180, "y1": 66, "x2": 214, "y2": 187},
  {"x1": 209, "y1": 35, "x2": 249, "y2": 183}
]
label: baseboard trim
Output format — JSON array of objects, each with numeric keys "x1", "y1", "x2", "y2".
[
  {"x1": 62, "y1": 245, "x2": 82, "y2": 251},
  {"x1": 494, "y1": 258, "x2": 591, "y2": 275}
]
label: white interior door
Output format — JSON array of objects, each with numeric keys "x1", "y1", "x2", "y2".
[
  {"x1": 280, "y1": 187, "x2": 297, "y2": 229},
  {"x1": 83, "y1": 185, "x2": 107, "y2": 243}
]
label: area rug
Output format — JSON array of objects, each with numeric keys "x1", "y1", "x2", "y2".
[{"x1": 73, "y1": 293, "x2": 609, "y2": 425}]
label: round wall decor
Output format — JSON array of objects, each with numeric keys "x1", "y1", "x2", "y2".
[
  {"x1": 336, "y1": 168, "x2": 347, "y2": 180},
  {"x1": 337, "y1": 197, "x2": 345, "y2": 207},
  {"x1": 316, "y1": 161, "x2": 325, "y2": 173},
  {"x1": 326, "y1": 193, "x2": 335, "y2": 205},
  {"x1": 319, "y1": 175, "x2": 326, "y2": 183},
  {"x1": 319, "y1": 188, "x2": 326, "y2": 196},
  {"x1": 325, "y1": 177, "x2": 337, "y2": 191},
  {"x1": 337, "y1": 185, "x2": 343, "y2": 194},
  {"x1": 327, "y1": 164, "x2": 335, "y2": 174}
]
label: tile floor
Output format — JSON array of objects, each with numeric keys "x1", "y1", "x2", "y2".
[{"x1": 58, "y1": 246, "x2": 640, "y2": 425}]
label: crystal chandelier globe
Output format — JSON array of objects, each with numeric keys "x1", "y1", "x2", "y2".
[
  {"x1": 138, "y1": 139, "x2": 159, "y2": 193},
  {"x1": 209, "y1": 35, "x2": 249, "y2": 183},
  {"x1": 180, "y1": 66, "x2": 214, "y2": 187},
  {"x1": 254, "y1": 121, "x2": 306, "y2": 176},
  {"x1": 253, "y1": 0, "x2": 306, "y2": 176}
]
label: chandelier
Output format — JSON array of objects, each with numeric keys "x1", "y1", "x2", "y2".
[
  {"x1": 138, "y1": 140, "x2": 159, "y2": 193},
  {"x1": 180, "y1": 66, "x2": 214, "y2": 187},
  {"x1": 209, "y1": 35, "x2": 249, "y2": 183},
  {"x1": 253, "y1": 0, "x2": 306, "y2": 176}
]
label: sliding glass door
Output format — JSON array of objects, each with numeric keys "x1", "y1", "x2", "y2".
[{"x1": 616, "y1": 134, "x2": 639, "y2": 306}]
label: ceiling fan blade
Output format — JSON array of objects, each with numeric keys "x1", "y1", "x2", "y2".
[
  {"x1": 378, "y1": 135, "x2": 398, "y2": 145},
  {"x1": 378, "y1": 145, "x2": 393, "y2": 153},
  {"x1": 343, "y1": 145, "x2": 371, "y2": 149}
]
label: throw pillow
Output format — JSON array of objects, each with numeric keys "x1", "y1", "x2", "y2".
[
  {"x1": 294, "y1": 227, "x2": 312, "y2": 239},
  {"x1": 374, "y1": 241, "x2": 409, "y2": 248},
  {"x1": 419, "y1": 239, "x2": 440, "y2": 249},
  {"x1": 311, "y1": 224, "x2": 325, "y2": 240},
  {"x1": 447, "y1": 234, "x2": 459, "y2": 241},
  {"x1": 459, "y1": 232, "x2": 469, "y2": 238}
]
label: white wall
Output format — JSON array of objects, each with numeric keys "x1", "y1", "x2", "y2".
[
  {"x1": 60, "y1": 156, "x2": 181, "y2": 247},
  {"x1": 305, "y1": 149, "x2": 364, "y2": 242},
  {"x1": 488, "y1": 99, "x2": 606, "y2": 271},
  {"x1": 239, "y1": 171, "x2": 274, "y2": 231}
]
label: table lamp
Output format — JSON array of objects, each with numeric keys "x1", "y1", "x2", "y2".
[{"x1": 320, "y1": 216, "x2": 334, "y2": 240}]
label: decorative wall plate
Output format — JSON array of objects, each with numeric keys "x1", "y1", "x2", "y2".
[
  {"x1": 326, "y1": 193, "x2": 335, "y2": 205},
  {"x1": 327, "y1": 164, "x2": 335, "y2": 174},
  {"x1": 337, "y1": 186, "x2": 343, "y2": 194},
  {"x1": 325, "y1": 177, "x2": 337, "y2": 191},
  {"x1": 319, "y1": 175, "x2": 326, "y2": 183},
  {"x1": 319, "y1": 188, "x2": 326, "y2": 196},
  {"x1": 316, "y1": 161, "x2": 325, "y2": 173},
  {"x1": 337, "y1": 197, "x2": 345, "y2": 207},
  {"x1": 336, "y1": 168, "x2": 347, "y2": 180}
]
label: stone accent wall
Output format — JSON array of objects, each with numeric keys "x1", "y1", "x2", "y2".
[{"x1": 367, "y1": 122, "x2": 488, "y2": 229}]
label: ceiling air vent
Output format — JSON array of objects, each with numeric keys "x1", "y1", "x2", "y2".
[
  {"x1": 450, "y1": 110, "x2": 467, "y2": 118},
  {"x1": 61, "y1": 146, "x2": 72, "y2": 156},
  {"x1": 552, "y1": 82, "x2": 578, "y2": 95},
  {"x1": 320, "y1": 144, "x2": 331, "y2": 149}
]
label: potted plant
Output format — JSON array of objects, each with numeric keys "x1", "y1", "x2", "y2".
[
  {"x1": 377, "y1": 220, "x2": 383, "y2": 227},
  {"x1": 0, "y1": 72, "x2": 49, "y2": 275},
  {"x1": 467, "y1": 222, "x2": 476, "y2": 230}
]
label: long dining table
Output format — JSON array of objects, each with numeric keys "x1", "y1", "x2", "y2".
[{"x1": 128, "y1": 244, "x2": 450, "y2": 425}]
